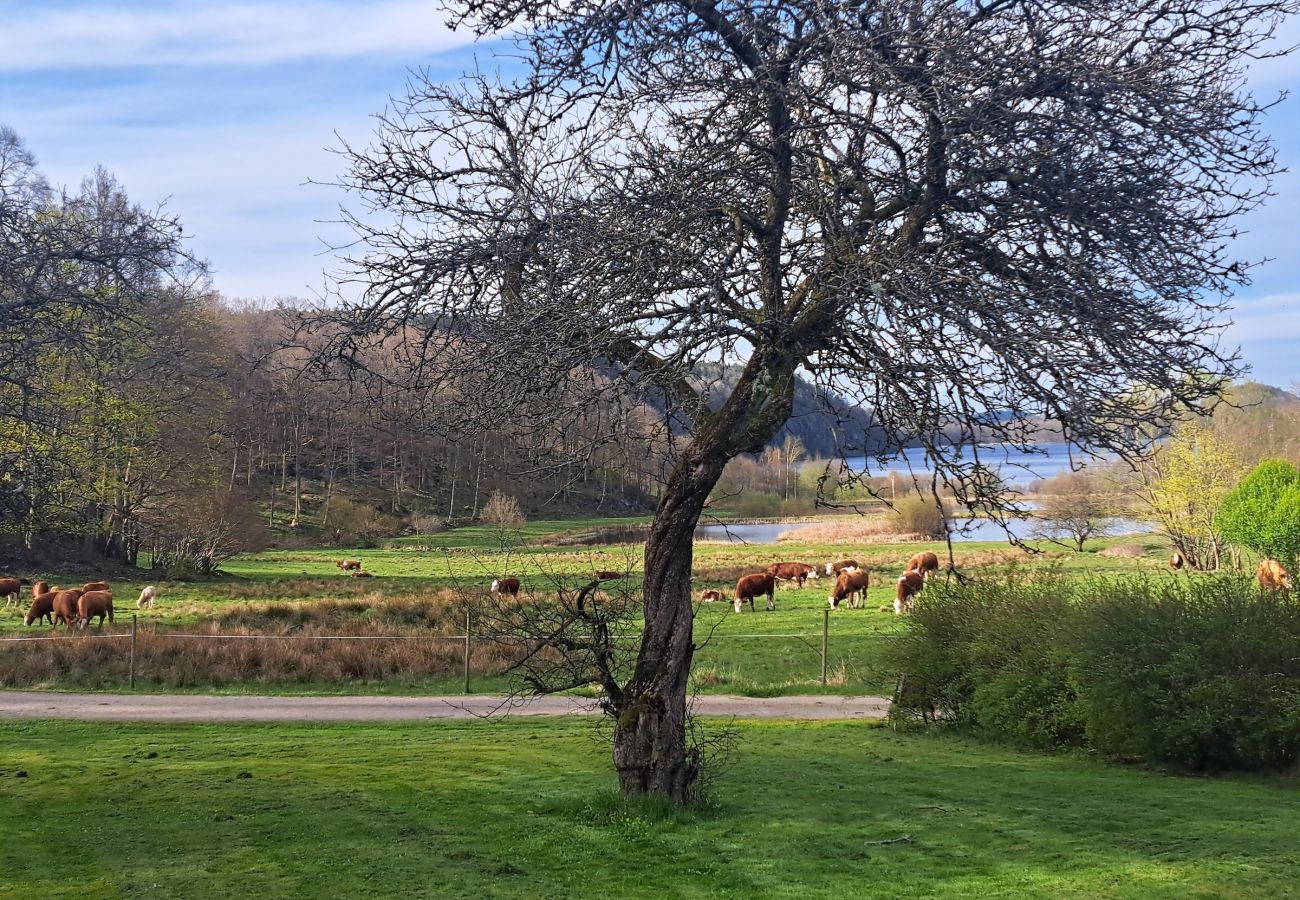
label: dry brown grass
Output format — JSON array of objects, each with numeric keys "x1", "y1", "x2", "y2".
[
  {"x1": 777, "y1": 517, "x2": 924, "y2": 544},
  {"x1": 1098, "y1": 543, "x2": 1153, "y2": 559},
  {"x1": 0, "y1": 593, "x2": 521, "y2": 690}
]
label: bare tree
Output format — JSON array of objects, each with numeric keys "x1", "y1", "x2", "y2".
[
  {"x1": 1032, "y1": 471, "x2": 1115, "y2": 552},
  {"x1": 319, "y1": 1, "x2": 1295, "y2": 802}
]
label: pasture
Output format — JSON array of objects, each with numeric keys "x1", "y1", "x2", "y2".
[
  {"x1": 0, "y1": 517, "x2": 1184, "y2": 696},
  {"x1": 2, "y1": 717, "x2": 1298, "y2": 899}
]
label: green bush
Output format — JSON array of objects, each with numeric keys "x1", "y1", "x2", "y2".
[
  {"x1": 1218, "y1": 459, "x2": 1300, "y2": 568},
  {"x1": 887, "y1": 574, "x2": 1300, "y2": 771}
]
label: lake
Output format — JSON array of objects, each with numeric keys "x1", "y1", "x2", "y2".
[{"x1": 828, "y1": 441, "x2": 1109, "y2": 485}]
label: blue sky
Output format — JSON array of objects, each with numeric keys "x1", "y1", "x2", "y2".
[{"x1": 2, "y1": 0, "x2": 1297, "y2": 388}]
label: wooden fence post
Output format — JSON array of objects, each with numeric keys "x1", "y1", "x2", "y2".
[
  {"x1": 463, "y1": 610, "x2": 472, "y2": 694},
  {"x1": 129, "y1": 614, "x2": 137, "y2": 689},
  {"x1": 821, "y1": 609, "x2": 829, "y2": 686}
]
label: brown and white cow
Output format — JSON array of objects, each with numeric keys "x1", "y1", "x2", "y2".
[
  {"x1": 24, "y1": 591, "x2": 56, "y2": 627},
  {"x1": 699, "y1": 589, "x2": 724, "y2": 603},
  {"x1": 0, "y1": 576, "x2": 30, "y2": 607},
  {"x1": 77, "y1": 591, "x2": 114, "y2": 629},
  {"x1": 734, "y1": 573, "x2": 777, "y2": 613},
  {"x1": 1257, "y1": 559, "x2": 1292, "y2": 592},
  {"x1": 828, "y1": 569, "x2": 870, "y2": 609},
  {"x1": 823, "y1": 559, "x2": 860, "y2": 577},
  {"x1": 1169, "y1": 553, "x2": 1185, "y2": 570},
  {"x1": 895, "y1": 571, "x2": 925, "y2": 615},
  {"x1": 337, "y1": 559, "x2": 362, "y2": 572},
  {"x1": 491, "y1": 577, "x2": 521, "y2": 596},
  {"x1": 765, "y1": 562, "x2": 819, "y2": 588},
  {"x1": 904, "y1": 552, "x2": 940, "y2": 580}
]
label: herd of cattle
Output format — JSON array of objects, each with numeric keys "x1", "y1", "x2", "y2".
[
  {"x1": 712, "y1": 551, "x2": 940, "y2": 615},
  {"x1": 1, "y1": 578, "x2": 158, "y2": 629}
]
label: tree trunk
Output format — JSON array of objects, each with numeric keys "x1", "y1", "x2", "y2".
[{"x1": 612, "y1": 450, "x2": 723, "y2": 802}]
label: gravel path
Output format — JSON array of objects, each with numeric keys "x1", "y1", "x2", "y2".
[{"x1": 0, "y1": 691, "x2": 890, "y2": 723}]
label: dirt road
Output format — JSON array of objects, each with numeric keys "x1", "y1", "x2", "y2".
[{"x1": 0, "y1": 691, "x2": 890, "y2": 723}]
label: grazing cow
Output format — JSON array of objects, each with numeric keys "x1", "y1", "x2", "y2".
[
  {"x1": 734, "y1": 573, "x2": 777, "y2": 613},
  {"x1": 765, "y1": 562, "x2": 819, "y2": 588},
  {"x1": 828, "y1": 569, "x2": 870, "y2": 609},
  {"x1": 24, "y1": 591, "x2": 56, "y2": 627},
  {"x1": 33, "y1": 581, "x2": 50, "y2": 598},
  {"x1": 51, "y1": 590, "x2": 83, "y2": 629},
  {"x1": 824, "y1": 559, "x2": 860, "y2": 576},
  {"x1": 0, "y1": 576, "x2": 30, "y2": 607},
  {"x1": 895, "y1": 571, "x2": 925, "y2": 615},
  {"x1": 1257, "y1": 559, "x2": 1292, "y2": 593},
  {"x1": 351, "y1": 570, "x2": 374, "y2": 578},
  {"x1": 594, "y1": 570, "x2": 624, "y2": 581},
  {"x1": 337, "y1": 559, "x2": 362, "y2": 572},
  {"x1": 1170, "y1": 553, "x2": 1185, "y2": 570},
  {"x1": 77, "y1": 590, "x2": 114, "y2": 629},
  {"x1": 136, "y1": 585, "x2": 158, "y2": 608},
  {"x1": 699, "y1": 589, "x2": 724, "y2": 603},
  {"x1": 81, "y1": 581, "x2": 109, "y2": 594},
  {"x1": 491, "y1": 577, "x2": 521, "y2": 596},
  {"x1": 905, "y1": 552, "x2": 940, "y2": 579}
]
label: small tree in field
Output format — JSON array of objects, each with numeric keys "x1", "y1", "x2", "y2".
[
  {"x1": 1033, "y1": 472, "x2": 1115, "y2": 552},
  {"x1": 481, "y1": 489, "x2": 527, "y2": 550},
  {"x1": 320, "y1": 1, "x2": 1297, "y2": 802},
  {"x1": 1218, "y1": 460, "x2": 1300, "y2": 570}
]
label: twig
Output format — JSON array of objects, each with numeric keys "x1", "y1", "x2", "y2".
[{"x1": 863, "y1": 834, "x2": 914, "y2": 847}]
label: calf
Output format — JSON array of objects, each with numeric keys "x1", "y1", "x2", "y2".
[
  {"x1": 0, "y1": 576, "x2": 30, "y2": 607},
  {"x1": 491, "y1": 577, "x2": 521, "y2": 596},
  {"x1": 904, "y1": 552, "x2": 940, "y2": 579},
  {"x1": 895, "y1": 571, "x2": 925, "y2": 615},
  {"x1": 81, "y1": 581, "x2": 109, "y2": 594},
  {"x1": 765, "y1": 562, "x2": 819, "y2": 588},
  {"x1": 51, "y1": 590, "x2": 83, "y2": 629},
  {"x1": 734, "y1": 573, "x2": 777, "y2": 613},
  {"x1": 1258, "y1": 559, "x2": 1292, "y2": 592},
  {"x1": 1170, "y1": 553, "x2": 1185, "y2": 570},
  {"x1": 136, "y1": 585, "x2": 158, "y2": 608},
  {"x1": 24, "y1": 591, "x2": 56, "y2": 627},
  {"x1": 77, "y1": 590, "x2": 114, "y2": 629},
  {"x1": 824, "y1": 559, "x2": 860, "y2": 576},
  {"x1": 699, "y1": 589, "x2": 724, "y2": 603},
  {"x1": 827, "y1": 569, "x2": 870, "y2": 609}
]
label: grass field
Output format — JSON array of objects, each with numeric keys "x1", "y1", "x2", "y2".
[
  {"x1": 2, "y1": 717, "x2": 1297, "y2": 899},
  {"x1": 1, "y1": 517, "x2": 1190, "y2": 696}
]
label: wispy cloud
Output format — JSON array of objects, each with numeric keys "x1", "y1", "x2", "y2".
[
  {"x1": 1224, "y1": 293, "x2": 1300, "y2": 343},
  {"x1": 0, "y1": 1, "x2": 472, "y2": 70}
]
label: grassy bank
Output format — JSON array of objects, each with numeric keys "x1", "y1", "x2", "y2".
[{"x1": 2, "y1": 718, "x2": 1298, "y2": 898}]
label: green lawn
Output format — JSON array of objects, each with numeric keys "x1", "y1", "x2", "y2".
[{"x1": 1, "y1": 717, "x2": 1296, "y2": 898}]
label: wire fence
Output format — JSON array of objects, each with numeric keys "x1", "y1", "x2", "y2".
[{"x1": 0, "y1": 612, "x2": 902, "y2": 692}]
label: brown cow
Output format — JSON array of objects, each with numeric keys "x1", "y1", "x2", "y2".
[
  {"x1": 734, "y1": 573, "x2": 777, "y2": 612},
  {"x1": 1, "y1": 576, "x2": 30, "y2": 607},
  {"x1": 828, "y1": 569, "x2": 870, "y2": 609},
  {"x1": 337, "y1": 559, "x2": 362, "y2": 572},
  {"x1": 1169, "y1": 553, "x2": 1185, "y2": 570},
  {"x1": 491, "y1": 577, "x2": 521, "y2": 596},
  {"x1": 699, "y1": 589, "x2": 724, "y2": 603},
  {"x1": 51, "y1": 590, "x2": 83, "y2": 628},
  {"x1": 32, "y1": 581, "x2": 50, "y2": 598},
  {"x1": 24, "y1": 591, "x2": 56, "y2": 626},
  {"x1": 823, "y1": 559, "x2": 860, "y2": 576},
  {"x1": 594, "y1": 570, "x2": 625, "y2": 581},
  {"x1": 350, "y1": 570, "x2": 374, "y2": 578},
  {"x1": 81, "y1": 581, "x2": 109, "y2": 594},
  {"x1": 77, "y1": 591, "x2": 114, "y2": 629},
  {"x1": 905, "y1": 552, "x2": 940, "y2": 579},
  {"x1": 1258, "y1": 559, "x2": 1292, "y2": 592},
  {"x1": 765, "y1": 562, "x2": 819, "y2": 588},
  {"x1": 895, "y1": 571, "x2": 925, "y2": 615}
]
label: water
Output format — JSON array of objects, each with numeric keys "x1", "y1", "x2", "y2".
[
  {"x1": 695, "y1": 523, "x2": 808, "y2": 544},
  {"x1": 829, "y1": 441, "x2": 1107, "y2": 485}
]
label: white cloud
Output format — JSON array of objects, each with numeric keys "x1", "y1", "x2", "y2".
[{"x1": 0, "y1": 1, "x2": 473, "y2": 70}]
